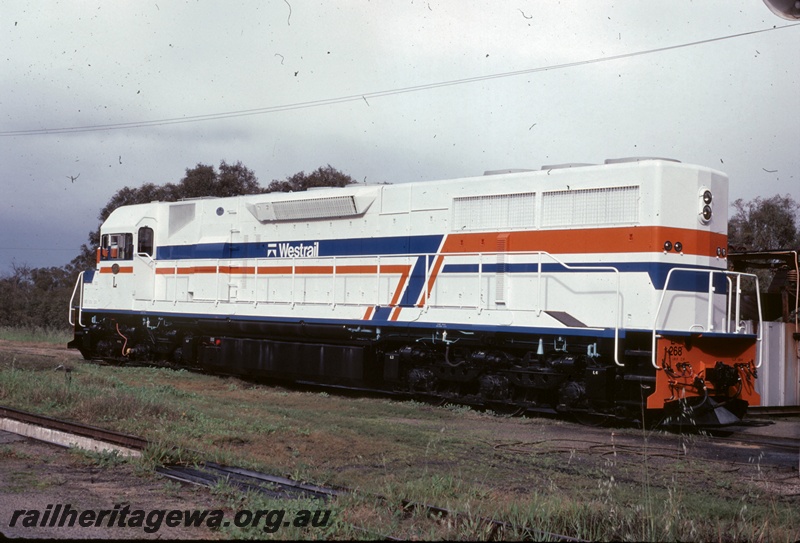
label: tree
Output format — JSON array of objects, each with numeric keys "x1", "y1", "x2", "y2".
[
  {"x1": 728, "y1": 194, "x2": 800, "y2": 252},
  {"x1": 266, "y1": 164, "x2": 356, "y2": 193},
  {"x1": 71, "y1": 162, "x2": 355, "y2": 271},
  {"x1": 0, "y1": 264, "x2": 75, "y2": 330},
  {"x1": 71, "y1": 161, "x2": 262, "y2": 271},
  {"x1": 179, "y1": 160, "x2": 262, "y2": 199},
  {"x1": 727, "y1": 194, "x2": 799, "y2": 303}
]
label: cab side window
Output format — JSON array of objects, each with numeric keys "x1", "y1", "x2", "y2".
[
  {"x1": 137, "y1": 226, "x2": 154, "y2": 257},
  {"x1": 101, "y1": 233, "x2": 133, "y2": 260}
]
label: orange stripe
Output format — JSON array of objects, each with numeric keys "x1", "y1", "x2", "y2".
[
  {"x1": 388, "y1": 267, "x2": 411, "y2": 307},
  {"x1": 379, "y1": 265, "x2": 409, "y2": 274},
  {"x1": 441, "y1": 226, "x2": 726, "y2": 257},
  {"x1": 156, "y1": 266, "x2": 230, "y2": 275},
  {"x1": 151, "y1": 261, "x2": 413, "y2": 322},
  {"x1": 292, "y1": 265, "x2": 329, "y2": 274},
  {"x1": 154, "y1": 264, "x2": 413, "y2": 276},
  {"x1": 99, "y1": 266, "x2": 133, "y2": 274}
]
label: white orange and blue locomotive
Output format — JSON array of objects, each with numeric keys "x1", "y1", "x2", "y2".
[{"x1": 69, "y1": 158, "x2": 762, "y2": 425}]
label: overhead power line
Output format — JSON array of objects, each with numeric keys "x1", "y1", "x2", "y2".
[{"x1": 1, "y1": 23, "x2": 797, "y2": 137}]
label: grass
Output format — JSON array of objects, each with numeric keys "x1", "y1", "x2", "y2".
[
  {"x1": 0, "y1": 325, "x2": 72, "y2": 344},
  {"x1": 0, "y1": 341, "x2": 798, "y2": 540}
]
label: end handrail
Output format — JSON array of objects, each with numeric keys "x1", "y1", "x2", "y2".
[
  {"x1": 651, "y1": 267, "x2": 762, "y2": 369},
  {"x1": 68, "y1": 271, "x2": 85, "y2": 327}
]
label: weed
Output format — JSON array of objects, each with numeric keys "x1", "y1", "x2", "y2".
[
  {"x1": 7, "y1": 471, "x2": 46, "y2": 492},
  {"x1": 161, "y1": 479, "x2": 185, "y2": 497},
  {"x1": 137, "y1": 442, "x2": 198, "y2": 471},
  {"x1": 71, "y1": 448, "x2": 127, "y2": 468},
  {"x1": 0, "y1": 444, "x2": 31, "y2": 460},
  {"x1": 442, "y1": 402, "x2": 472, "y2": 414}
]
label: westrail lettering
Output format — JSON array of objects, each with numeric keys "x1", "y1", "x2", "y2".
[{"x1": 268, "y1": 241, "x2": 320, "y2": 258}]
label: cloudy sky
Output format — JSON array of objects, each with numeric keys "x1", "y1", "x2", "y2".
[{"x1": 1, "y1": 1, "x2": 798, "y2": 271}]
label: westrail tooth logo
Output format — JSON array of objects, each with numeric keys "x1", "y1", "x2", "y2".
[{"x1": 266, "y1": 241, "x2": 319, "y2": 258}]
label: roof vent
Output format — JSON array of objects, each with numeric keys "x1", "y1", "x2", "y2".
[
  {"x1": 540, "y1": 163, "x2": 595, "y2": 170},
  {"x1": 483, "y1": 169, "x2": 535, "y2": 176},
  {"x1": 604, "y1": 157, "x2": 681, "y2": 164},
  {"x1": 246, "y1": 192, "x2": 376, "y2": 222}
]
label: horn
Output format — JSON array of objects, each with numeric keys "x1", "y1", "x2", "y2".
[{"x1": 763, "y1": 0, "x2": 800, "y2": 19}]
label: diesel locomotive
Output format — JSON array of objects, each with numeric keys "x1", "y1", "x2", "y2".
[{"x1": 69, "y1": 158, "x2": 762, "y2": 426}]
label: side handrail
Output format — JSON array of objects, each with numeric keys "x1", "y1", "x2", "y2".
[
  {"x1": 792, "y1": 250, "x2": 799, "y2": 334},
  {"x1": 651, "y1": 267, "x2": 762, "y2": 369},
  {"x1": 68, "y1": 271, "x2": 85, "y2": 327},
  {"x1": 148, "y1": 250, "x2": 623, "y2": 365}
]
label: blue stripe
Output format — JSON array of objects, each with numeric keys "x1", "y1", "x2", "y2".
[
  {"x1": 372, "y1": 307, "x2": 393, "y2": 321},
  {"x1": 370, "y1": 255, "x2": 441, "y2": 320},
  {"x1": 401, "y1": 255, "x2": 433, "y2": 306},
  {"x1": 441, "y1": 261, "x2": 728, "y2": 292},
  {"x1": 156, "y1": 235, "x2": 443, "y2": 261}
]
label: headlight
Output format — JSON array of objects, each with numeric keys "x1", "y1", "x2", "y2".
[{"x1": 698, "y1": 188, "x2": 713, "y2": 224}]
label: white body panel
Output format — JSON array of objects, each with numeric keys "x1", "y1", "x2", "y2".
[{"x1": 81, "y1": 159, "x2": 743, "y2": 340}]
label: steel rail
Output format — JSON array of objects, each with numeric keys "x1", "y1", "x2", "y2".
[
  {"x1": 0, "y1": 405, "x2": 148, "y2": 450},
  {"x1": 708, "y1": 431, "x2": 800, "y2": 452}
]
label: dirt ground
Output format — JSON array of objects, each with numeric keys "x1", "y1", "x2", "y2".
[{"x1": 0, "y1": 432, "x2": 226, "y2": 540}]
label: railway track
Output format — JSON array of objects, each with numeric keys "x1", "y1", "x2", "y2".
[
  {"x1": 0, "y1": 405, "x2": 585, "y2": 541},
  {"x1": 0, "y1": 405, "x2": 147, "y2": 453},
  {"x1": 749, "y1": 406, "x2": 800, "y2": 416},
  {"x1": 709, "y1": 423, "x2": 800, "y2": 452},
  {"x1": 156, "y1": 462, "x2": 347, "y2": 501}
]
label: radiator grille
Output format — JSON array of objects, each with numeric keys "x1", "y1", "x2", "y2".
[
  {"x1": 452, "y1": 192, "x2": 535, "y2": 231},
  {"x1": 542, "y1": 186, "x2": 639, "y2": 227}
]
